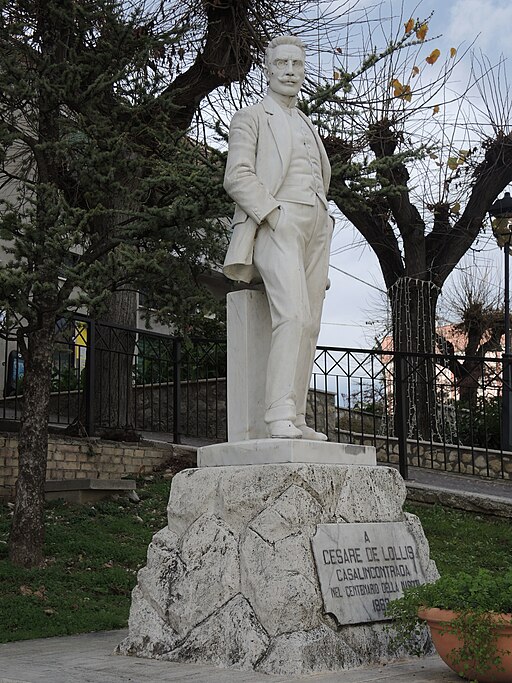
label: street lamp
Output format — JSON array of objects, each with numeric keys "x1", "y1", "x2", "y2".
[{"x1": 490, "y1": 191, "x2": 512, "y2": 452}]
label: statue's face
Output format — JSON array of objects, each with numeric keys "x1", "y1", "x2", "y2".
[{"x1": 266, "y1": 44, "x2": 305, "y2": 98}]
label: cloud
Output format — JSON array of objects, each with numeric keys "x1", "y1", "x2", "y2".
[{"x1": 447, "y1": 0, "x2": 512, "y2": 55}]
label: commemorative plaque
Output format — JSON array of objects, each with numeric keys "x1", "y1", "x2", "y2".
[{"x1": 311, "y1": 522, "x2": 429, "y2": 625}]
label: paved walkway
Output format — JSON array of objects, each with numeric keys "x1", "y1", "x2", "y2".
[
  {"x1": 400, "y1": 465, "x2": 512, "y2": 518},
  {"x1": 0, "y1": 629, "x2": 460, "y2": 683},
  {"x1": 405, "y1": 464, "x2": 512, "y2": 499}
]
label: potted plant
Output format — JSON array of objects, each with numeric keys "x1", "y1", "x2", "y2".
[{"x1": 386, "y1": 569, "x2": 512, "y2": 682}]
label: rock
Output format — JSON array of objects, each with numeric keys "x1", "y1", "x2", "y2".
[
  {"x1": 116, "y1": 585, "x2": 180, "y2": 658},
  {"x1": 335, "y1": 466, "x2": 406, "y2": 522},
  {"x1": 404, "y1": 513, "x2": 440, "y2": 583},
  {"x1": 166, "y1": 514, "x2": 239, "y2": 635},
  {"x1": 248, "y1": 484, "x2": 323, "y2": 543},
  {"x1": 241, "y1": 526, "x2": 320, "y2": 636},
  {"x1": 164, "y1": 594, "x2": 269, "y2": 670},
  {"x1": 136, "y1": 529, "x2": 185, "y2": 624},
  {"x1": 258, "y1": 625, "x2": 361, "y2": 675},
  {"x1": 120, "y1": 462, "x2": 437, "y2": 675},
  {"x1": 241, "y1": 485, "x2": 323, "y2": 636}
]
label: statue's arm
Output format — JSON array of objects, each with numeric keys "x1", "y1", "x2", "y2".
[{"x1": 224, "y1": 108, "x2": 280, "y2": 226}]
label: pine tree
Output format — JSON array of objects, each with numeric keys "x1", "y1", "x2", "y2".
[{"x1": 0, "y1": 0, "x2": 307, "y2": 566}]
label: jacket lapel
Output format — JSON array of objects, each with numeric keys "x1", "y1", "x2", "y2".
[
  {"x1": 261, "y1": 94, "x2": 331, "y2": 193},
  {"x1": 262, "y1": 95, "x2": 291, "y2": 181}
]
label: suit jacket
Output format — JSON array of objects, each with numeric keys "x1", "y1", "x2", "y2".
[{"x1": 223, "y1": 94, "x2": 331, "y2": 283}]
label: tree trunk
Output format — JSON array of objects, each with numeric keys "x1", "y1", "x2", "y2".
[
  {"x1": 8, "y1": 316, "x2": 54, "y2": 567},
  {"x1": 389, "y1": 277, "x2": 441, "y2": 440},
  {"x1": 458, "y1": 362, "x2": 482, "y2": 407},
  {"x1": 94, "y1": 289, "x2": 137, "y2": 435}
]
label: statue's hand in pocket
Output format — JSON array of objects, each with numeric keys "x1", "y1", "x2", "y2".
[{"x1": 266, "y1": 205, "x2": 283, "y2": 231}]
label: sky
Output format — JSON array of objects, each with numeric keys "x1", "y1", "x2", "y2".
[{"x1": 316, "y1": 0, "x2": 512, "y2": 349}]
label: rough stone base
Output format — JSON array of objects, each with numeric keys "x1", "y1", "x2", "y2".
[{"x1": 117, "y1": 463, "x2": 438, "y2": 675}]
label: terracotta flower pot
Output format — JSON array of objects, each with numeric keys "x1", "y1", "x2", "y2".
[{"x1": 418, "y1": 607, "x2": 512, "y2": 683}]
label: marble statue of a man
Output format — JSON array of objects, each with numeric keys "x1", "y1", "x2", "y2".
[{"x1": 223, "y1": 35, "x2": 333, "y2": 440}]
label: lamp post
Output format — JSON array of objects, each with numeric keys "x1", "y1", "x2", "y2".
[{"x1": 490, "y1": 191, "x2": 512, "y2": 452}]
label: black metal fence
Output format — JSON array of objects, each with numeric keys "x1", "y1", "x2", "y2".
[
  {"x1": 311, "y1": 346, "x2": 511, "y2": 480},
  {"x1": 0, "y1": 317, "x2": 227, "y2": 442},
  {"x1": 1, "y1": 317, "x2": 511, "y2": 479}
]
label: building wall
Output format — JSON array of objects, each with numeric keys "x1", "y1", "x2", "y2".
[{"x1": 0, "y1": 433, "x2": 176, "y2": 499}]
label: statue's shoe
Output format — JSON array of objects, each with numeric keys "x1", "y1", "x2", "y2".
[
  {"x1": 296, "y1": 423, "x2": 328, "y2": 441},
  {"x1": 267, "y1": 420, "x2": 303, "y2": 439}
]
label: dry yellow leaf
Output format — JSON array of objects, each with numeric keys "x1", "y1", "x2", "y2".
[
  {"x1": 391, "y1": 79, "x2": 412, "y2": 101},
  {"x1": 411, "y1": 65, "x2": 420, "y2": 77},
  {"x1": 450, "y1": 202, "x2": 461, "y2": 214},
  {"x1": 416, "y1": 23, "x2": 428, "y2": 41},
  {"x1": 391, "y1": 79, "x2": 401, "y2": 97},
  {"x1": 450, "y1": 47, "x2": 457, "y2": 58},
  {"x1": 433, "y1": 105, "x2": 440, "y2": 115},
  {"x1": 426, "y1": 49, "x2": 441, "y2": 65},
  {"x1": 405, "y1": 18, "x2": 414, "y2": 33}
]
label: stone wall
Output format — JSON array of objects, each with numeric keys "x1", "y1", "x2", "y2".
[
  {"x1": 144, "y1": 378, "x2": 226, "y2": 439},
  {"x1": 3, "y1": 383, "x2": 510, "y2": 500},
  {"x1": 337, "y1": 430, "x2": 512, "y2": 480},
  {"x1": 3, "y1": 377, "x2": 227, "y2": 439},
  {"x1": 305, "y1": 387, "x2": 512, "y2": 480},
  {"x1": 0, "y1": 433, "x2": 175, "y2": 499}
]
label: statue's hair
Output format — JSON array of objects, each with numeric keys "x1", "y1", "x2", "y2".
[{"x1": 264, "y1": 35, "x2": 306, "y2": 70}]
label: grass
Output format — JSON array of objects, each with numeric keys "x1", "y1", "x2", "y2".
[
  {"x1": 405, "y1": 503, "x2": 512, "y2": 575},
  {"x1": 0, "y1": 477, "x2": 170, "y2": 643},
  {"x1": 1, "y1": 480, "x2": 512, "y2": 643}
]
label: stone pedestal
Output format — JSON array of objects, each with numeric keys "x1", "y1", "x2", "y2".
[
  {"x1": 197, "y1": 438, "x2": 376, "y2": 467},
  {"x1": 118, "y1": 462, "x2": 438, "y2": 675},
  {"x1": 226, "y1": 289, "x2": 271, "y2": 442}
]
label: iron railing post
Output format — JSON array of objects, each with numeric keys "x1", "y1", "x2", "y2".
[
  {"x1": 502, "y1": 240, "x2": 512, "y2": 451},
  {"x1": 395, "y1": 354, "x2": 409, "y2": 480},
  {"x1": 173, "y1": 337, "x2": 182, "y2": 444},
  {"x1": 85, "y1": 318, "x2": 95, "y2": 436}
]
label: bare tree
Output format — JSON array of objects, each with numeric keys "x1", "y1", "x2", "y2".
[
  {"x1": 308, "y1": 9, "x2": 512, "y2": 436},
  {"x1": 438, "y1": 268, "x2": 504, "y2": 405}
]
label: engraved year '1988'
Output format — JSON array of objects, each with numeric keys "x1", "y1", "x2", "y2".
[{"x1": 372, "y1": 598, "x2": 390, "y2": 613}]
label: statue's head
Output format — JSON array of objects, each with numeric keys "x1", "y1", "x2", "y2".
[{"x1": 264, "y1": 35, "x2": 305, "y2": 98}]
